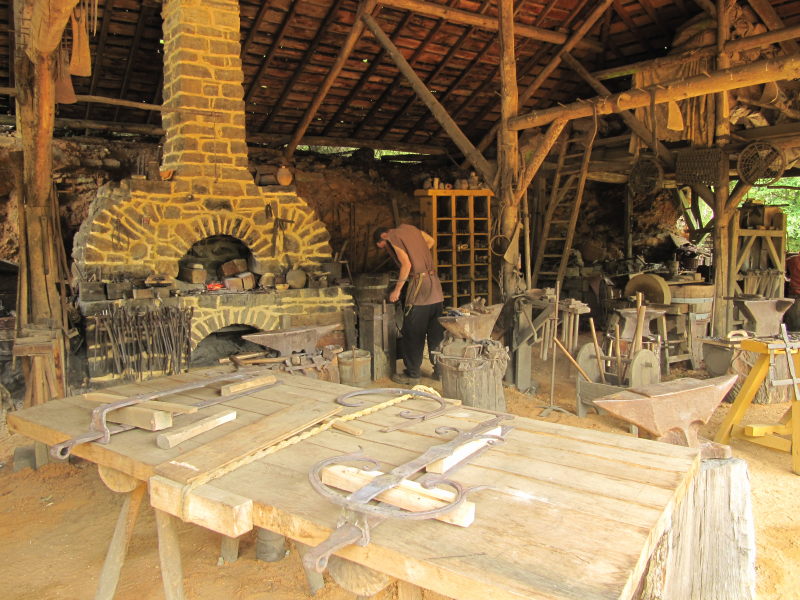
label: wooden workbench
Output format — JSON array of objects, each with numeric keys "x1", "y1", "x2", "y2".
[{"x1": 7, "y1": 366, "x2": 699, "y2": 600}]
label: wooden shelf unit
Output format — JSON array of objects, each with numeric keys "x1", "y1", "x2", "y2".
[{"x1": 417, "y1": 189, "x2": 493, "y2": 308}]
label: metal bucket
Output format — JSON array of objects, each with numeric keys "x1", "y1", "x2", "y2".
[
  {"x1": 437, "y1": 340, "x2": 508, "y2": 411},
  {"x1": 338, "y1": 348, "x2": 372, "y2": 387}
]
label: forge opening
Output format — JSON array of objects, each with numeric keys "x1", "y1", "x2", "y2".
[
  {"x1": 190, "y1": 324, "x2": 263, "y2": 367},
  {"x1": 179, "y1": 235, "x2": 254, "y2": 284}
]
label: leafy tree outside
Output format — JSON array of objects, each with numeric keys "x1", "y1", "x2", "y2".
[{"x1": 737, "y1": 177, "x2": 800, "y2": 252}]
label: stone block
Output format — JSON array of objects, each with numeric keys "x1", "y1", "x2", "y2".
[
  {"x1": 224, "y1": 277, "x2": 243, "y2": 292},
  {"x1": 213, "y1": 68, "x2": 244, "y2": 83},
  {"x1": 239, "y1": 272, "x2": 256, "y2": 290},
  {"x1": 179, "y1": 265, "x2": 207, "y2": 284},
  {"x1": 79, "y1": 282, "x2": 107, "y2": 302},
  {"x1": 176, "y1": 64, "x2": 212, "y2": 79},
  {"x1": 221, "y1": 259, "x2": 248, "y2": 277},
  {"x1": 132, "y1": 288, "x2": 155, "y2": 299},
  {"x1": 209, "y1": 39, "x2": 240, "y2": 55},
  {"x1": 174, "y1": 33, "x2": 209, "y2": 52}
]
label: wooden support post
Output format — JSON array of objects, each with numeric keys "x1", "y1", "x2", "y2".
[
  {"x1": 255, "y1": 527, "x2": 287, "y2": 562},
  {"x1": 360, "y1": 12, "x2": 495, "y2": 187},
  {"x1": 514, "y1": 119, "x2": 568, "y2": 205},
  {"x1": 715, "y1": 0, "x2": 731, "y2": 146},
  {"x1": 498, "y1": 0, "x2": 520, "y2": 296},
  {"x1": 472, "y1": 0, "x2": 612, "y2": 159},
  {"x1": 219, "y1": 535, "x2": 239, "y2": 565},
  {"x1": 560, "y1": 52, "x2": 674, "y2": 169},
  {"x1": 95, "y1": 483, "x2": 146, "y2": 600},
  {"x1": 154, "y1": 508, "x2": 185, "y2": 600},
  {"x1": 509, "y1": 54, "x2": 800, "y2": 130},
  {"x1": 284, "y1": 0, "x2": 377, "y2": 159},
  {"x1": 713, "y1": 166, "x2": 731, "y2": 336}
]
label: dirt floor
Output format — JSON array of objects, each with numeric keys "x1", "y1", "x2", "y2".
[{"x1": 1, "y1": 352, "x2": 799, "y2": 600}]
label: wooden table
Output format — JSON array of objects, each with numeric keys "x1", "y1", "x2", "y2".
[{"x1": 8, "y1": 366, "x2": 700, "y2": 600}]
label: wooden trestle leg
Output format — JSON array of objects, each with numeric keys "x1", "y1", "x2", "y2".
[
  {"x1": 94, "y1": 483, "x2": 146, "y2": 600},
  {"x1": 155, "y1": 508, "x2": 186, "y2": 600}
]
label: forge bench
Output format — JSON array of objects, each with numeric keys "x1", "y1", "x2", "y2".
[{"x1": 8, "y1": 366, "x2": 703, "y2": 600}]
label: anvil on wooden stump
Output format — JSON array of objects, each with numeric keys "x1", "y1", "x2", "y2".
[{"x1": 594, "y1": 375, "x2": 738, "y2": 457}]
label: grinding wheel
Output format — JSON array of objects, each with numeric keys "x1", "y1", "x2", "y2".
[
  {"x1": 576, "y1": 342, "x2": 603, "y2": 383},
  {"x1": 628, "y1": 349, "x2": 661, "y2": 388},
  {"x1": 624, "y1": 273, "x2": 672, "y2": 305}
]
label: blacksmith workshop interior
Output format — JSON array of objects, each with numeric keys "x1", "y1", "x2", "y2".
[{"x1": 2, "y1": 1, "x2": 800, "y2": 599}]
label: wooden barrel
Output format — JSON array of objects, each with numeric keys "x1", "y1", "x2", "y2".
[{"x1": 670, "y1": 283, "x2": 714, "y2": 315}]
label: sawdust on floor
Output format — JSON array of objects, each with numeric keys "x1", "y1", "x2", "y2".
[{"x1": 0, "y1": 354, "x2": 798, "y2": 600}]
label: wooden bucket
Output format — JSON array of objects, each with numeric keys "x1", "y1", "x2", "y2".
[{"x1": 670, "y1": 283, "x2": 714, "y2": 315}]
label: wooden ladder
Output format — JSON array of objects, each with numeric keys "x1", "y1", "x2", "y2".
[{"x1": 531, "y1": 120, "x2": 597, "y2": 289}]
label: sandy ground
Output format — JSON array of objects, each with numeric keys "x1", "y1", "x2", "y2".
[{"x1": 1, "y1": 354, "x2": 799, "y2": 600}]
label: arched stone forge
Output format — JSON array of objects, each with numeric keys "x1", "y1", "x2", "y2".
[{"x1": 74, "y1": 0, "x2": 354, "y2": 381}]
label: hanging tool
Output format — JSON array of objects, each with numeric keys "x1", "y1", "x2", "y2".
[{"x1": 303, "y1": 414, "x2": 514, "y2": 572}]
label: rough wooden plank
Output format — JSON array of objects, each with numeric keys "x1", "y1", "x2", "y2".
[
  {"x1": 156, "y1": 410, "x2": 238, "y2": 449},
  {"x1": 154, "y1": 509, "x2": 186, "y2": 600},
  {"x1": 154, "y1": 401, "x2": 341, "y2": 485}
]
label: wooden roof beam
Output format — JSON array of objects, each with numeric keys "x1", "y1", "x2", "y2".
[
  {"x1": 360, "y1": 12, "x2": 495, "y2": 187},
  {"x1": 322, "y1": 7, "x2": 405, "y2": 137},
  {"x1": 396, "y1": 0, "x2": 497, "y2": 142},
  {"x1": 7, "y1": 1, "x2": 14, "y2": 113},
  {"x1": 243, "y1": 1, "x2": 301, "y2": 105},
  {"x1": 611, "y1": 0, "x2": 653, "y2": 53},
  {"x1": 469, "y1": 0, "x2": 612, "y2": 160},
  {"x1": 113, "y1": 4, "x2": 153, "y2": 122},
  {"x1": 746, "y1": 0, "x2": 800, "y2": 54},
  {"x1": 351, "y1": 8, "x2": 443, "y2": 139},
  {"x1": 285, "y1": 0, "x2": 377, "y2": 159},
  {"x1": 258, "y1": 0, "x2": 345, "y2": 133},
  {"x1": 560, "y1": 51, "x2": 674, "y2": 169},
  {"x1": 591, "y1": 23, "x2": 800, "y2": 80},
  {"x1": 84, "y1": 0, "x2": 116, "y2": 120},
  {"x1": 508, "y1": 54, "x2": 800, "y2": 130},
  {"x1": 377, "y1": 0, "x2": 603, "y2": 52}
]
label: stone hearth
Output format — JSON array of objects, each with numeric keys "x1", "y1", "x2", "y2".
[{"x1": 72, "y1": 0, "x2": 354, "y2": 380}]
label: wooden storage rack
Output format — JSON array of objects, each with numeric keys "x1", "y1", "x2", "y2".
[{"x1": 418, "y1": 189, "x2": 494, "y2": 308}]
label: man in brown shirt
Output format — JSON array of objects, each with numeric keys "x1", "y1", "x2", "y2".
[{"x1": 374, "y1": 224, "x2": 444, "y2": 385}]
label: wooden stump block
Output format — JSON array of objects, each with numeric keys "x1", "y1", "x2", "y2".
[{"x1": 638, "y1": 458, "x2": 755, "y2": 599}]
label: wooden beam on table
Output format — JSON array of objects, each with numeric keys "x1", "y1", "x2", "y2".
[
  {"x1": 360, "y1": 12, "x2": 495, "y2": 188},
  {"x1": 471, "y1": 0, "x2": 612, "y2": 159},
  {"x1": 284, "y1": 0, "x2": 377, "y2": 159},
  {"x1": 746, "y1": 0, "x2": 800, "y2": 55},
  {"x1": 377, "y1": 0, "x2": 603, "y2": 52},
  {"x1": 258, "y1": 0, "x2": 345, "y2": 133},
  {"x1": 560, "y1": 51, "x2": 675, "y2": 169},
  {"x1": 592, "y1": 23, "x2": 800, "y2": 80},
  {"x1": 508, "y1": 54, "x2": 800, "y2": 130}
]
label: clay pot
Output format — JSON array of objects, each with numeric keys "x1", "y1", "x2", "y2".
[{"x1": 276, "y1": 165, "x2": 293, "y2": 186}]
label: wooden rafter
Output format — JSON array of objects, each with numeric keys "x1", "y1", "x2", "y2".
[
  {"x1": 84, "y1": 0, "x2": 116, "y2": 120},
  {"x1": 258, "y1": 0, "x2": 345, "y2": 133},
  {"x1": 509, "y1": 54, "x2": 800, "y2": 130},
  {"x1": 351, "y1": 10, "x2": 441, "y2": 139},
  {"x1": 242, "y1": 1, "x2": 300, "y2": 106},
  {"x1": 746, "y1": 0, "x2": 800, "y2": 54},
  {"x1": 397, "y1": 0, "x2": 503, "y2": 142},
  {"x1": 419, "y1": 0, "x2": 563, "y2": 145},
  {"x1": 637, "y1": 0, "x2": 671, "y2": 39},
  {"x1": 113, "y1": 4, "x2": 152, "y2": 122},
  {"x1": 144, "y1": 72, "x2": 163, "y2": 125},
  {"x1": 592, "y1": 23, "x2": 800, "y2": 80},
  {"x1": 470, "y1": 0, "x2": 612, "y2": 159},
  {"x1": 240, "y1": 0, "x2": 273, "y2": 62},
  {"x1": 285, "y1": 0, "x2": 377, "y2": 158},
  {"x1": 611, "y1": 0, "x2": 653, "y2": 52},
  {"x1": 377, "y1": 0, "x2": 604, "y2": 51},
  {"x1": 6, "y1": 0, "x2": 13, "y2": 111},
  {"x1": 560, "y1": 51, "x2": 674, "y2": 168},
  {"x1": 322, "y1": 7, "x2": 403, "y2": 137},
  {"x1": 360, "y1": 12, "x2": 494, "y2": 185}
]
